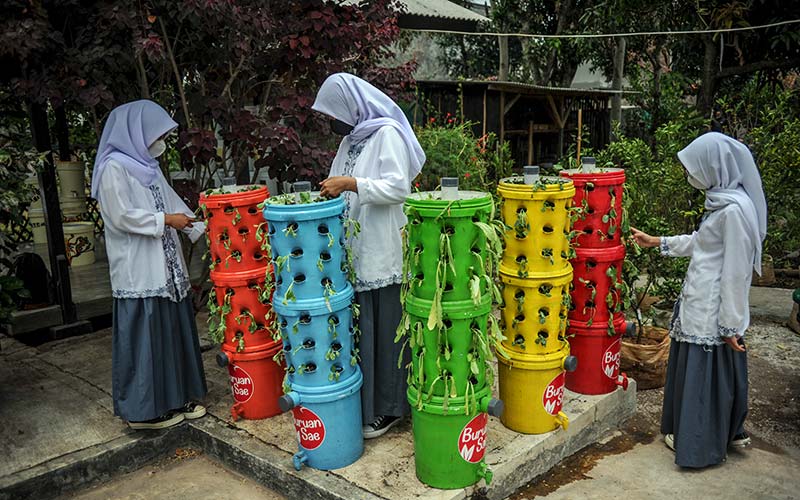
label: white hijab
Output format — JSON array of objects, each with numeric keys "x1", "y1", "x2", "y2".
[
  {"x1": 677, "y1": 132, "x2": 767, "y2": 274},
  {"x1": 312, "y1": 73, "x2": 425, "y2": 179}
]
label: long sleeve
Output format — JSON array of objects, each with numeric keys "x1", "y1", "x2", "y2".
[
  {"x1": 660, "y1": 232, "x2": 696, "y2": 257},
  {"x1": 717, "y1": 208, "x2": 755, "y2": 337},
  {"x1": 161, "y1": 175, "x2": 205, "y2": 243},
  {"x1": 354, "y1": 128, "x2": 411, "y2": 205},
  {"x1": 99, "y1": 162, "x2": 165, "y2": 237}
]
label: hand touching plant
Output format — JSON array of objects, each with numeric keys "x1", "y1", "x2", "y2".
[{"x1": 630, "y1": 227, "x2": 660, "y2": 248}]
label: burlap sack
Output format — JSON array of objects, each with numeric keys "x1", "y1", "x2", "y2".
[{"x1": 620, "y1": 326, "x2": 670, "y2": 390}]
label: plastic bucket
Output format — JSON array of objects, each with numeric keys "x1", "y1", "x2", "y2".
[
  {"x1": 559, "y1": 168, "x2": 625, "y2": 248},
  {"x1": 403, "y1": 191, "x2": 494, "y2": 302},
  {"x1": 273, "y1": 284, "x2": 356, "y2": 388},
  {"x1": 279, "y1": 368, "x2": 364, "y2": 470},
  {"x1": 63, "y1": 222, "x2": 95, "y2": 266},
  {"x1": 406, "y1": 384, "x2": 500, "y2": 489},
  {"x1": 56, "y1": 160, "x2": 87, "y2": 200},
  {"x1": 497, "y1": 177, "x2": 575, "y2": 276},
  {"x1": 499, "y1": 266, "x2": 572, "y2": 356},
  {"x1": 405, "y1": 292, "x2": 492, "y2": 396},
  {"x1": 210, "y1": 267, "x2": 279, "y2": 353},
  {"x1": 262, "y1": 196, "x2": 350, "y2": 303},
  {"x1": 497, "y1": 345, "x2": 576, "y2": 434},
  {"x1": 28, "y1": 208, "x2": 47, "y2": 244},
  {"x1": 60, "y1": 197, "x2": 88, "y2": 223},
  {"x1": 217, "y1": 343, "x2": 284, "y2": 420},
  {"x1": 569, "y1": 245, "x2": 625, "y2": 324},
  {"x1": 565, "y1": 315, "x2": 629, "y2": 395},
  {"x1": 200, "y1": 186, "x2": 270, "y2": 274}
]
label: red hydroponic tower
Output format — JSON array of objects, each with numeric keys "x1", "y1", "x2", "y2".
[
  {"x1": 561, "y1": 164, "x2": 630, "y2": 395},
  {"x1": 200, "y1": 186, "x2": 283, "y2": 420}
]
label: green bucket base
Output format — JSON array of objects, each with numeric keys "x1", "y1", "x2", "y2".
[{"x1": 407, "y1": 385, "x2": 492, "y2": 489}]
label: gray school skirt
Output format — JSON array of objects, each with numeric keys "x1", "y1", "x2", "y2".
[{"x1": 112, "y1": 296, "x2": 207, "y2": 422}]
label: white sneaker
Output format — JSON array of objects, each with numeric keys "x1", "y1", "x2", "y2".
[
  {"x1": 731, "y1": 432, "x2": 751, "y2": 447},
  {"x1": 178, "y1": 402, "x2": 207, "y2": 420},
  {"x1": 664, "y1": 433, "x2": 675, "y2": 451},
  {"x1": 129, "y1": 411, "x2": 185, "y2": 430}
]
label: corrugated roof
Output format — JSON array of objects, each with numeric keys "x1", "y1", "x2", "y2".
[
  {"x1": 418, "y1": 79, "x2": 638, "y2": 98},
  {"x1": 399, "y1": 0, "x2": 489, "y2": 22},
  {"x1": 340, "y1": 0, "x2": 488, "y2": 23}
]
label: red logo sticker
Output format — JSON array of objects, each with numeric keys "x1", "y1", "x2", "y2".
[
  {"x1": 458, "y1": 413, "x2": 488, "y2": 463},
  {"x1": 603, "y1": 338, "x2": 622, "y2": 380},
  {"x1": 292, "y1": 406, "x2": 326, "y2": 450},
  {"x1": 229, "y1": 365, "x2": 254, "y2": 403},
  {"x1": 543, "y1": 372, "x2": 566, "y2": 415}
]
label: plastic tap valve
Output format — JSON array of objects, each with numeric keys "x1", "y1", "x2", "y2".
[{"x1": 563, "y1": 355, "x2": 578, "y2": 372}]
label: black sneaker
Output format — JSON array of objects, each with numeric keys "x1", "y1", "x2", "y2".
[
  {"x1": 731, "y1": 432, "x2": 751, "y2": 447},
  {"x1": 177, "y1": 402, "x2": 207, "y2": 420},
  {"x1": 363, "y1": 415, "x2": 401, "y2": 439},
  {"x1": 128, "y1": 411, "x2": 185, "y2": 430}
]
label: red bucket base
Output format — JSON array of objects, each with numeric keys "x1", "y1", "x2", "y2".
[
  {"x1": 566, "y1": 317, "x2": 629, "y2": 395},
  {"x1": 221, "y1": 343, "x2": 284, "y2": 420}
]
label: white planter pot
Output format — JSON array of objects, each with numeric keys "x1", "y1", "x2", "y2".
[
  {"x1": 64, "y1": 222, "x2": 96, "y2": 267},
  {"x1": 56, "y1": 160, "x2": 87, "y2": 200},
  {"x1": 28, "y1": 207, "x2": 47, "y2": 244},
  {"x1": 60, "y1": 197, "x2": 88, "y2": 223}
]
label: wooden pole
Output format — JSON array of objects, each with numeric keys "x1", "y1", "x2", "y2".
[
  {"x1": 499, "y1": 36, "x2": 509, "y2": 81},
  {"x1": 576, "y1": 108, "x2": 583, "y2": 164},
  {"x1": 527, "y1": 121, "x2": 534, "y2": 165},
  {"x1": 482, "y1": 90, "x2": 487, "y2": 137},
  {"x1": 499, "y1": 91, "x2": 505, "y2": 145}
]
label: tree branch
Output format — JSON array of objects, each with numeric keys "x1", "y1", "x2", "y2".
[
  {"x1": 716, "y1": 57, "x2": 800, "y2": 79},
  {"x1": 158, "y1": 17, "x2": 191, "y2": 127},
  {"x1": 222, "y1": 53, "x2": 247, "y2": 99}
]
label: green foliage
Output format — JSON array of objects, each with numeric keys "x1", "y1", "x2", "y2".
[{"x1": 414, "y1": 119, "x2": 512, "y2": 193}]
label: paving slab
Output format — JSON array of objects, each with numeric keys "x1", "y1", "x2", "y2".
[{"x1": 201, "y1": 348, "x2": 637, "y2": 500}]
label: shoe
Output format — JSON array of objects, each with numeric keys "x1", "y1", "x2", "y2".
[
  {"x1": 363, "y1": 415, "x2": 401, "y2": 439},
  {"x1": 731, "y1": 432, "x2": 751, "y2": 447},
  {"x1": 664, "y1": 433, "x2": 675, "y2": 451},
  {"x1": 178, "y1": 402, "x2": 207, "y2": 420},
  {"x1": 129, "y1": 411, "x2": 185, "y2": 430}
]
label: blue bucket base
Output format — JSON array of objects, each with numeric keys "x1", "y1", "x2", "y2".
[{"x1": 286, "y1": 369, "x2": 365, "y2": 470}]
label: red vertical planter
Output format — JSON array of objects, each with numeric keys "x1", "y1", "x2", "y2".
[
  {"x1": 563, "y1": 168, "x2": 630, "y2": 396},
  {"x1": 202, "y1": 186, "x2": 282, "y2": 420}
]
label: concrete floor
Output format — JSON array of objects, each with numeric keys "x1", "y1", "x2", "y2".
[{"x1": 65, "y1": 453, "x2": 283, "y2": 500}]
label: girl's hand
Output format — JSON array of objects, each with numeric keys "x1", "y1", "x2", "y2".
[
  {"x1": 165, "y1": 213, "x2": 194, "y2": 230},
  {"x1": 630, "y1": 227, "x2": 660, "y2": 248},
  {"x1": 320, "y1": 176, "x2": 357, "y2": 198},
  {"x1": 723, "y1": 335, "x2": 746, "y2": 353}
]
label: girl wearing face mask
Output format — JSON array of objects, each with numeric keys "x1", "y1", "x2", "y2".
[
  {"x1": 91, "y1": 100, "x2": 208, "y2": 430},
  {"x1": 631, "y1": 132, "x2": 767, "y2": 468},
  {"x1": 311, "y1": 73, "x2": 426, "y2": 439}
]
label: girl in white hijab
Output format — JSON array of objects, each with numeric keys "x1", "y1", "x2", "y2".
[
  {"x1": 94, "y1": 100, "x2": 208, "y2": 430},
  {"x1": 631, "y1": 131, "x2": 767, "y2": 468},
  {"x1": 312, "y1": 73, "x2": 425, "y2": 439}
]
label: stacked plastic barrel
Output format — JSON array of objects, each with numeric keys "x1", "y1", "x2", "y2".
[
  {"x1": 201, "y1": 186, "x2": 284, "y2": 421},
  {"x1": 496, "y1": 170, "x2": 578, "y2": 434},
  {"x1": 400, "y1": 187, "x2": 503, "y2": 489},
  {"x1": 561, "y1": 161, "x2": 630, "y2": 394},
  {"x1": 263, "y1": 192, "x2": 363, "y2": 472}
]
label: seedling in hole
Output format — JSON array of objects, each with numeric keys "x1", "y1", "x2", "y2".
[
  {"x1": 514, "y1": 290, "x2": 525, "y2": 314},
  {"x1": 539, "y1": 284, "x2": 553, "y2": 297},
  {"x1": 235, "y1": 309, "x2": 258, "y2": 334},
  {"x1": 512, "y1": 335, "x2": 526, "y2": 350},
  {"x1": 283, "y1": 281, "x2": 296, "y2": 305},
  {"x1": 514, "y1": 208, "x2": 529, "y2": 239},
  {"x1": 328, "y1": 365, "x2": 343, "y2": 382},
  {"x1": 516, "y1": 255, "x2": 529, "y2": 278},
  {"x1": 538, "y1": 309, "x2": 549, "y2": 324},
  {"x1": 232, "y1": 208, "x2": 242, "y2": 226},
  {"x1": 325, "y1": 342, "x2": 342, "y2": 361},
  {"x1": 350, "y1": 347, "x2": 360, "y2": 366},
  {"x1": 283, "y1": 222, "x2": 298, "y2": 238},
  {"x1": 224, "y1": 250, "x2": 242, "y2": 268},
  {"x1": 542, "y1": 247, "x2": 554, "y2": 265},
  {"x1": 535, "y1": 331, "x2": 549, "y2": 346},
  {"x1": 322, "y1": 278, "x2": 335, "y2": 311},
  {"x1": 541, "y1": 200, "x2": 556, "y2": 212}
]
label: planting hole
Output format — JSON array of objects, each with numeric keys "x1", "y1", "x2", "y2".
[
  {"x1": 219, "y1": 233, "x2": 229, "y2": 242},
  {"x1": 471, "y1": 215, "x2": 482, "y2": 222},
  {"x1": 320, "y1": 251, "x2": 331, "y2": 261},
  {"x1": 415, "y1": 272, "x2": 424, "y2": 282},
  {"x1": 332, "y1": 364, "x2": 343, "y2": 373},
  {"x1": 225, "y1": 287, "x2": 235, "y2": 296},
  {"x1": 254, "y1": 252, "x2": 265, "y2": 261},
  {"x1": 280, "y1": 319, "x2": 288, "y2": 328},
  {"x1": 469, "y1": 375, "x2": 479, "y2": 385},
  {"x1": 515, "y1": 289, "x2": 525, "y2": 299},
  {"x1": 321, "y1": 277, "x2": 332, "y2": 287},
  {"x1": 443, "y1": 225, "x2": 456, "y2": 235},
  {"x1": 585, "y1": 300, "x2": 595, "y2": 308},
  {"x1": 538, "y1": 330, "x2": 549, "y2": 339},
  {"x1": 584, "y1": 227, "x2": 594, "y2": 235},
  {"x1": 238, "y1": 227, "x2": 249, "y2": 235},
  {"x1": 586, "y1": 260, "x2": 597, "y2": 269},
  {"x1": 569, "y1": 301, "x2": 576, "y2": 311},
  {"x1": 247, "y1": 281, "x2": 259, "y2": 289},
  {"x1": 331, "y1": 342, "x2": 342, "y2": 352},
  {"x1": 443, "y1": 319, "x2": 453, "y2": 329},
  {"x1": 255, "y1": 322, "x2": 264, "y2": 330},
  {"x1": 513, "y1": 334, "x2": 525, "y2": 345},
  {"x1": 586, "y1": 208, "x2": 595, "y2": 214},
  {"x1": 543, "y1": 225, "x2": 554, "y2": 233},
  {"x1": 318, "y1": 224, "x2": 329, "y2": 234},
  {"x1": 340, "y1": 261, "x2": 347, "y2": 272},
  {"x1": 286, "y1": 222, "x2": 299, "y2": 232},
  {"x1": 516, "y1": 207, "x2": 527, "y2": 214},
  {"x1": 291, "y1": 248, "x2": 303, "y2": 257},
  {"x1": 302, "y1": 338, "x2": 315, "y2": 349},
  {"x1": 223, "y1": 205, "x2": 235, "y2": 214},
  {"x1": 284, "y1": 343, "x2": 291, "y2": 352},
  {"x1": 214, "y1": 256, "x2": 222, "y2": 265},
  {"x1": 288, "y1": 365, "x2": 295, "y2": 374},
  {"x1": 444, "y1": 282, "x2": 454, "y2": 292},
  {"x1": 247, "y1": 206, "x2": 258, "y2": 215},
  {"x1": 303, "y1": 363, "x2": 317, "y2": 373},
  {"x1": 299, "y1": 313, "x2": 312, "y2": 324},
  {"x1": 516, "y1": 255, "x2": 527, "y2": 263},
  {"x1": 585, "y1": 184, "x2": 595, "y2": 192},
  {"x1": 276, "y1": 276, "x2": 283, "y2": 286},
  {"x1": 539, "y1": 308, "x2": 549, "y2": 316},
  {"x1": 294, "y1": 274, "x2": 306, "y2": 284},
  {"x1": 329, "y1": 315, "x2": 340, "y2": 325},
  {"x1": 515, "y1": 314, "x2": 525, "y2": 323},
  {"x1": 268, "y1": 225, "x2": 276, "y2": 235}
]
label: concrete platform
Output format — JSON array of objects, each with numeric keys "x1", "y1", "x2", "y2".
[{"x1": 0, "y1": 328, "x2": 636, "y2": 500}]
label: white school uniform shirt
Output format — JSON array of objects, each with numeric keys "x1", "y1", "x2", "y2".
[
  {"x1": 660, "y1": 204, "x2": 755, "y2": 345},
  {"x1": 329, "y1": 126, "x2": 411, "y2": 292},
  {"x1": 98, "y1": 160, "x2": 205, "y2": 302}
]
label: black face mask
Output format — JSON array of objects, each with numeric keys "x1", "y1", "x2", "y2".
[{"x1": 330, "y1": 119, "x2": 354, "y2": 136}]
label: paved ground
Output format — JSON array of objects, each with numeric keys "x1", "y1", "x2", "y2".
[
  {"x1": 65, "y1": 452, "x2": 283, "y2": 500},
  {"x1": 2, "y1": 285, "x2": 797, "y2": 499},
  {"x1": 510, "y1": 288, "x2": 800, "y2": 499}
]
